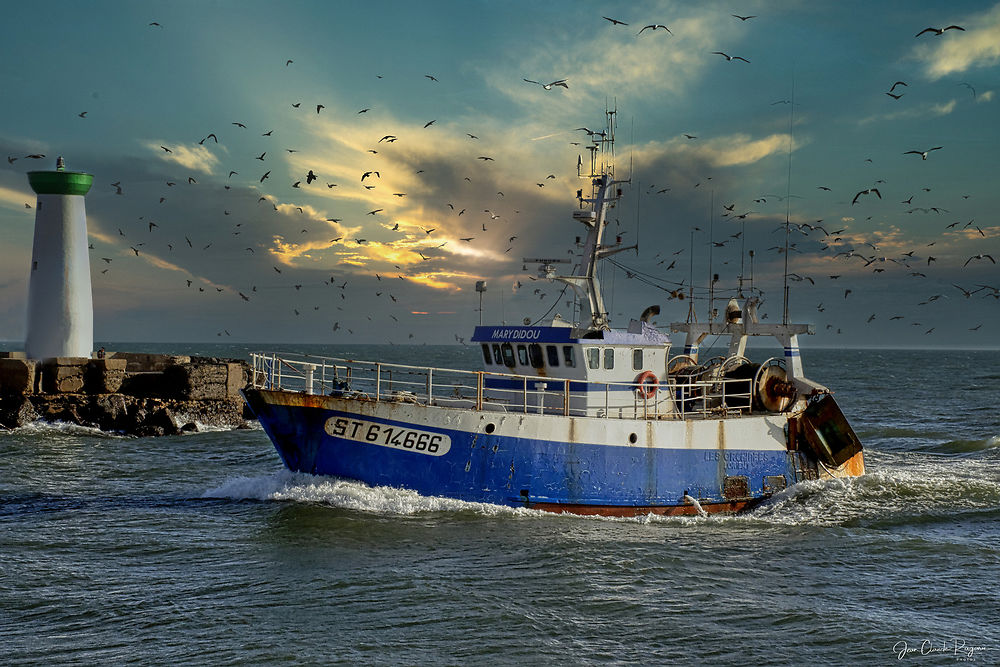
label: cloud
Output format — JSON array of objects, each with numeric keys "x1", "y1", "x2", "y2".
[
  {"x1": 857, "y1": 98, "x2": 958, "y2": 125},
  {"x1": 485, "y1": 8, "x2": 741, "y2": 114},
  {"x1": 913, "y1": 3, "x2": 1000, "y2": 79},
  {"x1": 405, "y1": 269, "x2": 479, "y2": 292},
  {"x1": 0, "y1": 184, "x2": 33, "y2": 210},
  {"x1": 951, "y1": 225, "x2": 999, "y2": 240},
  {"x1": 145, "y1": 141, "x2": 221, "y2": 174},
  {"x1": 263, "y1": 108, "x2": 582, "y2": 282},
  {"x1": 631, "y1": 131, "x2": 798, "y2": 172}
]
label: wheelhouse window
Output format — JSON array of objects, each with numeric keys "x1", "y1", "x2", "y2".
[
  {"x1": 563, "y1": 346, "x2": 575, "y2": 368},
  {"x1": 517, "y1": 344, "x2": 529, "y2": 366},
  {"x1": 481, "y1": 344, "x2": 492, "y2": 365},
  {"x1": 587, "y1": 347, "x2": 600, "y2": 370},
  {"x1": 528, "y1": 343, "x2": 544, "y2": 369},
  {"x1": 492, "y1": 344, "x2": 502, "y2": 365},
  {"x1": 501, "y1": 343, "x2": 515, "y2": 367},
  {"x1": 546, "y1": 345, "x2": 560, "y2": 367},
  {"x1": 603, "y1": 348, "x2": 615, "y2": 369},
  {"x1": 632, "y1": 349, "x2": 643, "y2": 371}
]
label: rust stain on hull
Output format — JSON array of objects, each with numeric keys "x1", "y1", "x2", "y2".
[
  {"x1": 529, "y1": 498, "x2": 763, "y2": 517},
  {"x1": 837, "y1": 450, "x2": 866, "y2": 477}
]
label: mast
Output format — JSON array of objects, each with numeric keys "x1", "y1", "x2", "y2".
[{"x1": 529, "y1": 109, "x2": 634, "y2": 331}]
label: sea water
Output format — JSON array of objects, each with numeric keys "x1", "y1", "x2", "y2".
[{"x1": 1, "y1": 346, "x2": 997, "y2": 665}]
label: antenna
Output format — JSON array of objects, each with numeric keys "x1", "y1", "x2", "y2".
[
  {"x1": 631, "y1": 115, "x2": 638, "y2": 254},
  {"x1": 635, "y1": 181, "x2": 641, "y2": 257},
  {"x1": 782, "y1": 73, "x2": 795, "y2": 325},
  {"x1": 686, "y1": 226, "x2": 697, "y2": 323},
  {"x1": 738, "y1": 214, "x2": 747, "y2": 297},
  {"x1": 629, "y1": 115, "x2": 634, "y2": 183},
  {"x1": 475, "y1": 280, "x2": 487, "y2": 326},
  {"x1": 708, "y1": 190, "x2": 715, "y2": 322}
]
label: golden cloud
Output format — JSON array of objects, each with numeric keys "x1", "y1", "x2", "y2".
[
  {"x1": 146, "y1": 141, "x2": 221, "y2": 174},
  {"x1": 0, "y1": 184, "x2": 33, "y2": 210}
]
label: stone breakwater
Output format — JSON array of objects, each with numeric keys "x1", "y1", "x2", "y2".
[{"x1": 0, "y1": 352, "x2": 254, "y2": 436}]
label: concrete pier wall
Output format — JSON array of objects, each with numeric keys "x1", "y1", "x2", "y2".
[{"x1": 0, "y1": 352, "x2": 253, "y2": 435}]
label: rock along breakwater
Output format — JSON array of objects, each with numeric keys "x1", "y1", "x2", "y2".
[{"x1": 0, "y1": 352, "x2": 254, "y2": 436}]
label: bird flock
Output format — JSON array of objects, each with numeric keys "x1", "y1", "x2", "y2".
[
  {"x1": 580, "y1": 13, "x2": 995, "y2": 338},
  {"x1": 8, "y1": 11, "x2": 997, "y2": 343}
]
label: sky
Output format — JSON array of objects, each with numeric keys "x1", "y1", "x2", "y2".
[{"x1": 1, "y1": 0, "x2": 998, "y2": 348}]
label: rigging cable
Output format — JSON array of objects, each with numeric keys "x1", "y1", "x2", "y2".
[{"x1": 530, "y1": 284, "x2": 570, "y2": 326}]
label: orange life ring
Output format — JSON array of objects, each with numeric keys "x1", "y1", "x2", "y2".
[{"x1": 634, "y1": 371, "x2": 659, "y2": 398}]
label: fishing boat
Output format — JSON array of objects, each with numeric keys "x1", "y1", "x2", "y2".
[{"x1": 242, "y1": 111, "x2": 865, "y2": 516}]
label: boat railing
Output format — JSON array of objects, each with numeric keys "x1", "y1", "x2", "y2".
[{"x1": 249, "y1": 352, "x2": 757, "y2": 420}]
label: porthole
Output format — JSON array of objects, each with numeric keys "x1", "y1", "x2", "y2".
[
  {"x1": 628, "y1": 432, "x2": 637, "y2": 444},
  {"x1": 485, "y1": 423, "x2": 496, "y2": 434}
]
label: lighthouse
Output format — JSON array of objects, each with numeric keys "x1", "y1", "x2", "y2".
[{"x1": 24, "y1": 157, "x2": 95, "y2": 360}]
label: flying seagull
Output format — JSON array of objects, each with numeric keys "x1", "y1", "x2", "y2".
[
  {"x1": 915, "y1": 25, "x2": 964, "y2": 37},
  {"x1": 637, "y1": 24, "x2": 671, "y2": 35},
  {"x1": 903, "y1": 147, "x2": 942, "y2": 160},
  {"x1": 523, "y1": 78, "x2": 569, "y2": 90},
  {"x1": 712, "y1": 52, "x2": 750, "y2": 63},
  {"x1": 964, "y1": 254, "x2": 996, "y2": 266},
  {"x1": 603, "y1": 16, "x2": 628, "y2": 25},
  {"x1": 852, "y1": 188, "x2": 881, "y2": 204},
  {"x1": 731, "y1": 14, "x2": 756, "y2": 21}
]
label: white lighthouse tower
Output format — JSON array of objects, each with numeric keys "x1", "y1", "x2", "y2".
[{"x1": 24, "y1": 157, "x2": 95, "y2": 359}]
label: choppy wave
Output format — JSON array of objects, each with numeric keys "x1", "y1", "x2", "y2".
[
  {"x1": 5, "y1": 420, "x2": 126, "y2": 439},
  {"x1": 173, "y1": 418, "x2": 263, "y2": 434},
  {"x1": 925, "y1": 435, "x2": 1000, "y2": 455},
  {"x1": 858, "y1": 425, "x2": 943, "y2": 440},
  {"x1": 742, "y1": 456, "x2": 1000, "y2": 527}
]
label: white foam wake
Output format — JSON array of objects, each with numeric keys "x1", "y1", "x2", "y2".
[
  {"x1": 202, "y1": 470, "x2": 539, "y2": 517},
  {"x1": 8, "y1": 419, "x2": 125, "y2": 439}
]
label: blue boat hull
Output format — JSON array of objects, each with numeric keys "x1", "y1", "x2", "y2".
[{"x1": 243, "y1": 389, "x2": 826, "y2": 516}]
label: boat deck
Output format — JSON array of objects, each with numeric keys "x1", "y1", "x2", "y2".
[{"x1": 249, "y1": 352, "x2": 774, "y2": 421}]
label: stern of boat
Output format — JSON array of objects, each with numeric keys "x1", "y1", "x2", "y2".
[{"x1": 793, "y1": 392, "x2": 865, "y2": 480}]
